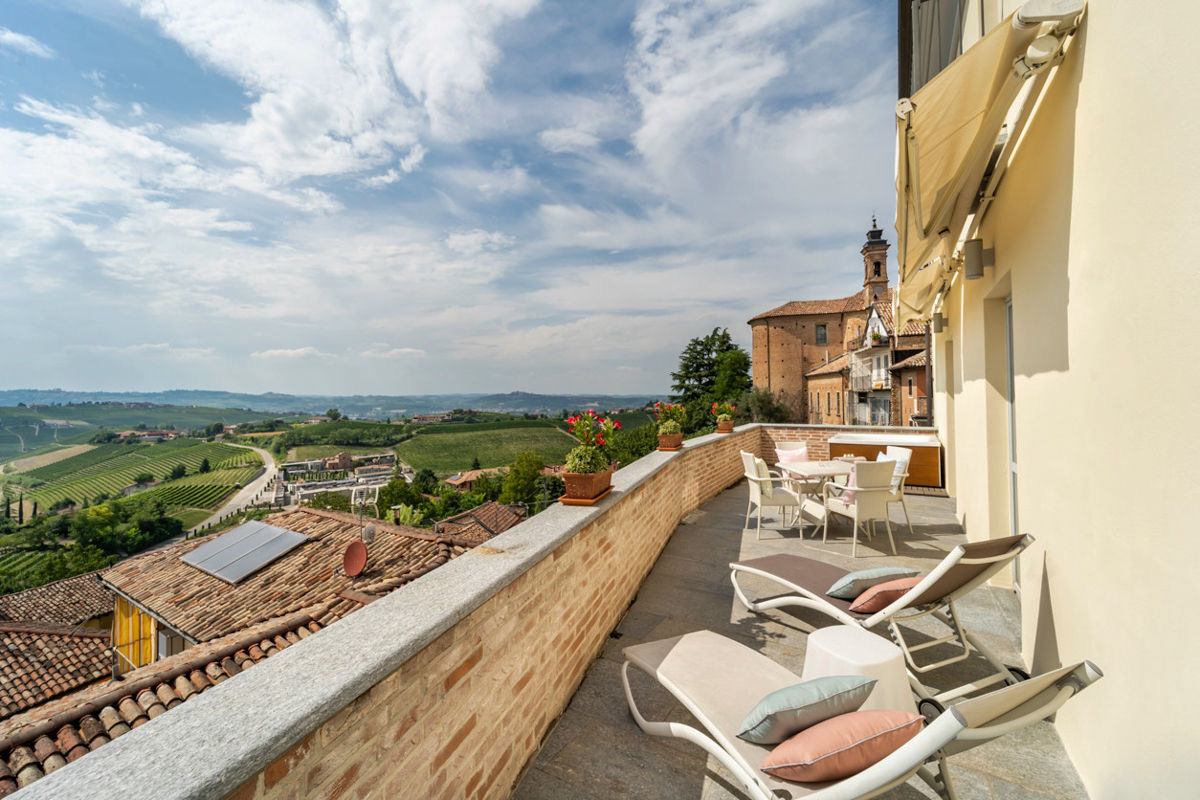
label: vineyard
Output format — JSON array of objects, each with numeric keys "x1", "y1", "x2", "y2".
[
  {"x1": 10, "y1": 441, "x2": 261, "y2": 509},
  {"x1": 133, "y1": 466, "x2": 260, "y2": 510}
]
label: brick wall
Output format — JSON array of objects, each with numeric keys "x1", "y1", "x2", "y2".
[{"x1": 229, "y1": 427, "x2": 763, "y2": 800}]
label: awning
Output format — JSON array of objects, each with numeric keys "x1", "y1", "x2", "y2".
[{"x1": 894, "y1": 0, "x2": 1086, "y2": 330}]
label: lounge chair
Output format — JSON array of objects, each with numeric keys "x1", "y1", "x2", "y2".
[
  {"x1": 730, "y1": 534, "x2": 1034, "y2": 706},
  {"x1": 622, "y1": 629, "x2": 1101, "y2": 800}
]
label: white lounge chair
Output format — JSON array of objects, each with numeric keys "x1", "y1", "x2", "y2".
[
  {"x1": 622, "y1": 629, "x2": 1101, "y2": 800},
  {"x1": 822, "y1": 460, "x2": 897, "y2": 557},
  {"x1": 730, "y1": 534, "x2": 1034, "y2": 707},
  {"x1": 740, "y1": 450, "x2": 804, "y2": 540},
  {"x1": 876, "y1": 445, "x2": 915, "y2": 538}
]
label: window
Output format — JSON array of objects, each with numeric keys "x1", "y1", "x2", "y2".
[
  {"x1": 815, "y1": 324, "x2": 827, "y2": 345},
  {"x1": 873, "y1": 260, "x2": 881, "y2": 277},
  {"x1": 908, "y1": 377, "x2": 914, "y2": 397},
  {"x1": 837, "y1": 391, "x2": 842, "y2": 418},
  {"x1": 826, "y1": 392, "x2": 831, "y2": 415}
]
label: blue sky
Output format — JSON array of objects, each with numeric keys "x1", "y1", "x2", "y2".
[{"x1": 0, "y1": 0, "x2": 897, "y2": 395}]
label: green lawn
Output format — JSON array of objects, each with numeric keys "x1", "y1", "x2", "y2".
[
  {"x1": 610, "y1": 411, "x2": 654, "y2": 430},
  {"x1": 171, "y1": 508, "x2": 214, "y2": 529},
  {"x1": 288, "y1": 444, "x2": 396, "y2": 461},
  {"x1": 395, "y1": 428, "x2": 576, "y2": 475}
]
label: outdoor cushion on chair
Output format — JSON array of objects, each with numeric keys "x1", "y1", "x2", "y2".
[
  {"x1": 848, "y1": 577, "x2": 924, "y2": 613},
  {"x1": 737, "y1": 675, "x2": 876, "y2": 745},
  {"x1": 760, "y1": 709, "x2": 924, "y2": 782},
  {"x1": 827, "y1": 567, "x2": 919, "y2": 599}
]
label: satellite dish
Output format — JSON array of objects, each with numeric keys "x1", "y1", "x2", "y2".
[{"x1": 343, "y1": 540, "x2": 367, "y2": 577}]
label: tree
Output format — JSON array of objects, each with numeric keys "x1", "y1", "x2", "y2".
[
  {"x1": 670, "y1": 328, "x2": 749, "y2": 403},
  {"x1": 17, "y1": 501, "x2": 23, "y2": 524},
  {"x1": 169, "y1": 464, "x2": 187, "y2": 480},
  {"x1": 739, "y1": 387, "x2": 793, "y2": 423},
  {"x1": 4, "y1": 497, "x2": 9, "y2": 518},
  {"x1": 411, "y1": 468, "x2": 439, "y2": 494},
  {"x1": 470, "y1": 456, "x2": 482, "y2": 471},
  {"x1": 199, "y1": 458, "x2": 211, "y2": 474},
  {"x1": 499, "y1": 452, "x2": 545, "y2": 508},
  {"x1": 391, "y1": 504, "x2": 424, "y2": 526},
  {"x1": 326, "y1": 408, "x2": 342, "y2": 420},
  {"x1": 713, "y1": 348, "x2": 752, "y2": 401},
  {"x1": 133, "y1": 472, "x2": 155, "y2": 485}
]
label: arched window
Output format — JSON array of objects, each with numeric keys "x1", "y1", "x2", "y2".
[{"x1": 873, "y1": 260, "x2": 881, "y2": 277}]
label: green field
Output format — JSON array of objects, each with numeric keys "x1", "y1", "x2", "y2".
[
  {"x1": 171, "y1": 508, "x2": 215, "y2": 529},
  {"x1": 11, "y1": 441, "x2": 260, "y2": 508},
  {"x1": 610, "y1": 411, "x2": 654, "y2": 430},
  {"x1": 395, "y1": 427, "x2": 576, "y2": 475},
  {"x1": 0, "y1": 404, "x2": 291, "y2": 463}
]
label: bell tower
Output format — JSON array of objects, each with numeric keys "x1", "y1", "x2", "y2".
[{"x1": 862, "y1": 216, "x2": 890, "y2": 302}]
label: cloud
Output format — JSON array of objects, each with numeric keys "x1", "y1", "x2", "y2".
[
  {"x1": 0, "y1": 28, "x2": 55, "y2": 59},
  {"x1": 250, "y1": 347, "x2": 332, "y2": 359},
  {"x1": 361, "y1": 344, "x2": 425, "y2": 359},
  {"x1": 443, "y1": 229, "x2": 516, "y2": 256},
  {"x1": 67, "y1": 343, "x2": 216, "y2": 360}
]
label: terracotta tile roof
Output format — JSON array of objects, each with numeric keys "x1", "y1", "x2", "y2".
[
  {"x1": 0, "y1": 610, "x2": 323, "y2": 796},
  {"x1": 805, "y1": 351, "x2": 853, "y2": 377},
  {"x1": 891, "y1": 350, "x2": 928, "y2": 370},
  {"x1": 437, "y1": 502, "x2": 526, "y2": 545},
  {"x1": 749, "y1": 286, "x2": 897, "y2": 323},
  {"x1": 0, "y1": 624, "x2": 111, "y2": 721},
  {"x1": 101, "y1": 508, "x2": 470, "y2": 643},
  {"x1": 0, "y1": 572, "x2": 114, "y2": 627},
  {"x1": 873, "y1": 299, "x2": 928, "y2": 337},
  {"x1": 444, "y1": 467, "x2": 506, "y2": 488}
]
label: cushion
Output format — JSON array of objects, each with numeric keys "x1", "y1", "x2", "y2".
[
  {"x1": 737, "y1": 676, "x2": 876, "y2": 745},
  {"x1": 876, "y1": 453, "x2": 907, "y2": 490},
  {"x1": 775, "y1": 445, "x2": 809, "y2": 465},
  {"x1": 760, "y1": 710, "x2": 924, "y2": 782},
  {"x1": 842, "y1": 468, "x2": 857, "y2": 505},
  {"x1": 848, "y1": 577, "x2": 923, "y2": 613},
  {"x1": 754, "y1": 457, "x2": 774, "y2": 499},
  {"x1": 826, "y1": 567, "x2": 920, "y2": 600}
]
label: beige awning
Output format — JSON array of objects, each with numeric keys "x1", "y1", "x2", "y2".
[{"x1": 894, "y1": 0, "x2": 1085, "y2": 330}]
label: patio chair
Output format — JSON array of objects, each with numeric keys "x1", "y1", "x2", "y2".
[
  {"x1": 622, "y1": 629, "x2": 1102, "y2": 800},
  {"x1": 822, "y1": 460, "x2": 897, "y2": 557},
  {"x1": 730, "y1": 534, "x2": 1034, "y2": 706},
  {"x1": 876, "y1": 446, "x2": 915, "y2": 538},
  {"x1": 773, "y1": 441, "x2": 823, "y2": 500},
  {"x1": 741, "y1": 451, "x2": 804, "y2": 540}
]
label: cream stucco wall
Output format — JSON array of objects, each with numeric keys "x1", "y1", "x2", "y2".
[{"x1": 930, "y1": 2, "x2": 1200, "y2": 796}]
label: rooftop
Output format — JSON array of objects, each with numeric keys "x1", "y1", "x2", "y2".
[
  {"x1": 436, "y1": 501, "x2": 526, "y2": 544},
  {"x1": 805, "y1": 351, "x2": 852, "y2": 377},
  {"x1": 101, "y1": 507, "x2": 471, "y2": 642},
  {"x1": 748, "y1": 287, "x2": 882, "y2": 322},
  {"x1": 0, "y1": 572, "x2": 113, "y2": 628},
  {"x1": 0, "y1": 623, "x2": 110, "y2": 722}
]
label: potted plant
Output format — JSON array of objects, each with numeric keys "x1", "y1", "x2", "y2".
[
  {"x1": 560, "y1": 410, "x2": 620, "y2": 504},
  {"x1": 870, "y1": 331, "x2": 884, "y2": 345},
  {"x1": 712, "y1": 401, "x2": 736, "y2": 433},
  {"x1": 653, "y1": 401, "x2": 686, "y2": 450}
]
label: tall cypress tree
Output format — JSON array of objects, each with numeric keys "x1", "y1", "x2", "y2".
[{"x1": 18, "y1": 501, "x2": 24, "y2": 524}]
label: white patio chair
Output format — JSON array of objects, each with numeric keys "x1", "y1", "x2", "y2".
[
  {"x1": 740, "y1": 450, "x2": 803, "y2": 540},
  {"x1": 876, "y1": 445, "x2": 915, "y2": 538},
  {"x1": 822, "y1": 460, "x2": 896, "y2": 557},
  {"x1": 773, "y1": 441, "x2": 823, "y2": 499}
]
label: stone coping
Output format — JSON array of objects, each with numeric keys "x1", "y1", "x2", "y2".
[{"x1": 13, "y1": 424, "x2": 760, "y2": 799}]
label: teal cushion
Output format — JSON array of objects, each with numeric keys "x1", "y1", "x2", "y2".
[
  {"x1": 827, "y1": 567, "x2": 920, "y2": 600},
  {"x1": 736, "y1": 676, "x2": 876, "y2": 745}
]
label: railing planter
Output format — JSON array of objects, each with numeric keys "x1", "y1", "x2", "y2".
[
  {"x1": 559, "y1": 467, "x2": 614, "y2": 505},
  {"x1": 716, "y1": 420, "x2": 735, "y2": 434},
  {"x1": 657, "y1": 432, "x2": 684, "y2": 451}
]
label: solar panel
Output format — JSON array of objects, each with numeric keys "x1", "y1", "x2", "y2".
[{"x1": 181, "y1": 521, "x2": 309, "y2": 584}]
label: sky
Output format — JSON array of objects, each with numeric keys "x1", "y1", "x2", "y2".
[{"x1": 0, "y1": 0, "x2": 897, "y2": 396}]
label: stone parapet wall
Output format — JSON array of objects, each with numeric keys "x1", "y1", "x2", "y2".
[
  {"x1": 233, "y1": 426, "x2": 762, "y2": 800},
  {"x1": 759, "y1": 423, "x2": 933, "y2": 461}
]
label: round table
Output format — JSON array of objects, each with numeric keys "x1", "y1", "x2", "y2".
[{"x1": 801, "y1": 625, "x2": 917, "y2": 714}]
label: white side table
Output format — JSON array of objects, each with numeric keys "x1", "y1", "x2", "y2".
[{"x1": 801, "y1": 625, "x2": 917, "y2": 714}]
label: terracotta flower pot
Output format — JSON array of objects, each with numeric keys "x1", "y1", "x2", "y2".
[
  {"x1": 560, "y1": 467, "x2": 613, "y2": 504},
  {"x1": 716, "y1": 420, "x2": 735, "y2": 433},
  {"x1": 657, "y1": 432, "x2": 684, "y2": 451}
]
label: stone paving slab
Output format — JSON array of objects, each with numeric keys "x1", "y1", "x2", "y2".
[{"x1": 513, "y1": 483, "x2": 1088, "y2": 800}]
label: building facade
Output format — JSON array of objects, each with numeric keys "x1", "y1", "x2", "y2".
[
  {"x1": 749, "y1": 223, "x2": 891, "y2": 419},
  {"x1": 896, "y1": 2, "x2": 1197, "y2": 795}
]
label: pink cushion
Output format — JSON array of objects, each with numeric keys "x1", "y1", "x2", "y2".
[
  {"x1": 842, "y1": 469, "x2": 857, "y2": 505},
  {"x1": 775, "y1": 446, "x2": 809, "y2": 465},
  {"x1": 848, "y1": 577, "x2": 923, "y2": 613},
  {"x1": 761, "y1": 709, "x2": 923, "y2": 782}
]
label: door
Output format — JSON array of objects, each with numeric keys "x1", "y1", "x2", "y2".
[{"x1": 1005, "y1": 297, "x2": 1020, "y2": 595}]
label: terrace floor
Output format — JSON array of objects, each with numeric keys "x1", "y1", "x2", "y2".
[{"x1": 513, "y1": 484, "x2": 1089, "y2": 800}]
